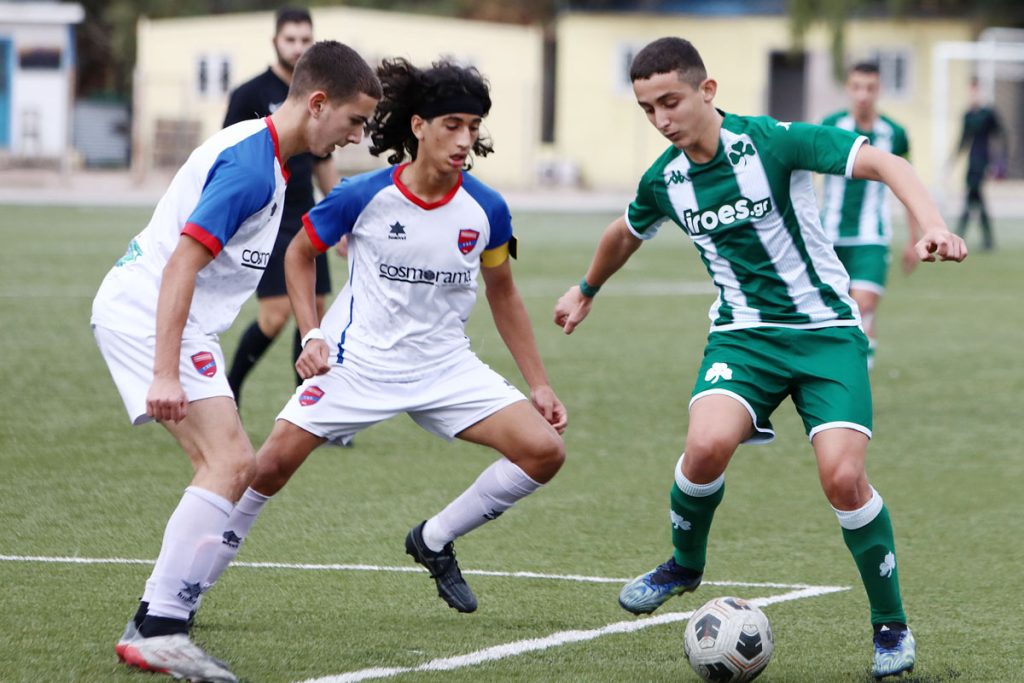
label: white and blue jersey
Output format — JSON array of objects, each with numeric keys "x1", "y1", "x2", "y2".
[
  {"x1": 304, "y1": 163, "x2": 513, "y2": 381},
  {"x1": 92, "y1": 117, "x2": 289, "y2": 338}
]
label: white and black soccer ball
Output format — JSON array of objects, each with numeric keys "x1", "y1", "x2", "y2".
[{"x1": 683, "y1": 596, "x2": 774, "y2": 682}]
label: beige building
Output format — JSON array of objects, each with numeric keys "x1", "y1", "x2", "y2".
[
  {"x1": 133, "y1": 6, "x2": 542, "y2": 188},
  {"x1": 552, "y1": 12, "x2": 976, "y2": 190},
  {"x1": 135, "y1": 8, "x2": 993, "y2": 192}
]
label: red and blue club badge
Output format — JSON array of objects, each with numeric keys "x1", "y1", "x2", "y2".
[
  {"x1": 458, "y1": 229, "x2": 480, "y2": 255},
  {"x1": 299, "y1": 385, "x2": 324, "y2": 407},
  {"x1": 190, "y1": 351, "x2": 217, "y2": 377}
]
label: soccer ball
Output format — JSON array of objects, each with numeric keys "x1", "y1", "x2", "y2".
[{"x1": 683, "y1": 596, "x2": 774, "y2": 682}]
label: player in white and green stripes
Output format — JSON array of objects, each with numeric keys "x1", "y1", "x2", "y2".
[
  {"x1": 554, "y1": 37, "x2": 967, "y2": 679},
  {"x1": 821, "y1": 62, "x2": 921, "y2": 369}
]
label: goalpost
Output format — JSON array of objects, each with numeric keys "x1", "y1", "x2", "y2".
[{"x1": 931, "y1": 32, "x2": 1024, "y2": 204}]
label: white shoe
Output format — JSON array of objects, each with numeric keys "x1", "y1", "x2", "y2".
[
  {"x1": 115, "y1": 620, "x2": 140, "y2": 662},
  {"x1": 120, "y1": 633, "x2": 238, "y2": 682}
]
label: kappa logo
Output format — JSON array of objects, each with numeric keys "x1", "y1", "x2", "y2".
[
  {"x1": 458, "y1": 229, "x2": 480, "y2": 255},
  {"x1": 190, "y1": 351, "x2": 217, "y2": 377},
  {"x1": 222, "y1": 530, "x2": 242, "y2": 549},
  {"x1": 299, "y1": 385, "x2": 325, "y2": 407},
  {"x1": 388, "y1": 221, "x2": 407, "y2": 240},
  {"x1": 666, "y1": 169, "x2": 690, "y2": 185},
  {"x1": 728, "y1": 140, "x2": 757, "y2": 166}
]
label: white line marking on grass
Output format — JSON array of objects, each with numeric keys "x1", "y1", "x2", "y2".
[
  {"x1": 294, "y1": 584, "x2": 849, "y2": 683},
  {"x1": 0, "y1": 555, "x2": 821, "y2": 590}
]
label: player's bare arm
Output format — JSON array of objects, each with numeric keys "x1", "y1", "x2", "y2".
[
  {"x1": 901, "y1": 214, "x2": 924, "y2": 275},
  {"x1": 284, "y1": 229, "x2": 330, "y2": 378},
  {"x1": 852, "y1": 145, "x2": 968, "y2": 263},
  {"x1": 482, "y1": 259, "x2": 567, "y2": 434},
  {"x1": 554, "y1": 215, "x2": 643, "y2": 335},
  {"x1": 148, "y1": 235, "x2": 215, "y2": 423}
]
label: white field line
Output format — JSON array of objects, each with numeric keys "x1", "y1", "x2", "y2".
[
  {"x1": 295, "y1": 584, "x2": 849, "y2": 683},
  {"x1": 0, "y1": 554, "x2": 822, "y2": 590}
]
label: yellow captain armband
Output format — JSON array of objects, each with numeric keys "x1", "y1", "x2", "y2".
[{"x1": 481, "y1": 241, "x2": 510, "y2": 268}]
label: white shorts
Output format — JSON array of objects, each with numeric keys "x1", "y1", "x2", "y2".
[
  {"x1": 277, "y1": 353, "x2": 527, "y2": 444},
  {"x1": 92, "y1": 324, "x2": 233, "y2": 425}
]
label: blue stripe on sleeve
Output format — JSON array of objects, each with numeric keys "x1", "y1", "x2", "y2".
[
  {"x1": 186, "y1": 129, "x2": 277, "y2": 248},
  {"x1": 461, "y1": 172, "x2": 513, "y2": 249},
  {"x1": 307, "y1": 166, "x2": 394, "y2": 247}
]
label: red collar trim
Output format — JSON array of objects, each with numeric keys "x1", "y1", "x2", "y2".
[
  {"x1": 265, "y1": 116, "x2": 290, "y2": 182},
  {"x1": 392, "y1": 163, "x2": 462, "y2": 210}
]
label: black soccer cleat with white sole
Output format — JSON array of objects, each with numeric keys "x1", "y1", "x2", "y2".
[{"x1": 405, "y1": 521, "x2": 478, "y2": 613}]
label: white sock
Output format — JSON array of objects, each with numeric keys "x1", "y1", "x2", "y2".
[
  {"x1": 141, "y1": 544, "x2": 168, "y2": 605},
  {"x1": 146, "y1": 486, "x2": 232, "y2": 621},
  {"x1": 203, "y1": 487, "x2": 272, "y2": 590},
  {"x1": 833, "y1": 486, "x2": 883, "y2": 530},
  {"x1": 422, "y1": 459, "x2": 541, "y2": 552}
]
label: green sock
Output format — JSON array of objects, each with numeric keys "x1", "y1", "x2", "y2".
[
  {"x1": 670, "y1": 479, "x2": 724, "y2": 573},
  {"x1": 841, "y1": 503, "x2": 907, "y2": 625}
]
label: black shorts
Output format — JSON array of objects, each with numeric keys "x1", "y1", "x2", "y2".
[{"x1": 256, "y1": 228, "x2": 332, "y2": 299}]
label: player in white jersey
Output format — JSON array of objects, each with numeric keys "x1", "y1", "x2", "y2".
[
  {"x1": 200, "y1": 59, "x2": 567, "y2": 616},
  {"x1": 91, "y1": 42, "x2": 380, "y2": 682},
  {"x1": 820, "y1": 61, "x2": 921, "y2": 369},
  {"x1": 554, "y1": 38, "x2": 965, "y2": 679}
]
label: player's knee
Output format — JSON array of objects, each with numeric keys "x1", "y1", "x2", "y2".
[
  {"x1": 200, "y1": 448, "x2": 256, "y2": 497},
  {"x1": 251, "y1": 449, "x2": 296, "y2": 495},
  {"x1": 684, "y1": 431, "x2": 736, "y2": 472},
  {"x1": 820, "y1": 463, "x2": 866, "y2": 509},
  {"x1": 258, "y1": 305, "x2": 291, "y2": 337},
  {"x1": 521, "y1": 432, "x2": 565, "y2": 483}
]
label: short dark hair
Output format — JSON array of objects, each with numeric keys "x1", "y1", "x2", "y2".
[
  {"x1": 630, "y1": 37, "x2": 707, "y2": 88},
  {"x1": 850, "y1": 61, "x2": 880, "y2": 76},
  {"x1": 288, "y1": 41, "x2": 382, "y2": 103},
  {"x1": 369, "y1": 58, "x2": 494, "y2": 166},
  {"x1": 275, "y1": 6, "x2": 312, "y2": 35}
]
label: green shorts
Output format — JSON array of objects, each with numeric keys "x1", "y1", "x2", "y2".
[
  {"x1": 834, "y1": 244, "x2": 890, "y2": 294},
  {"x1": 690, "y1": 326, "x2": 873, "y2": 444}
]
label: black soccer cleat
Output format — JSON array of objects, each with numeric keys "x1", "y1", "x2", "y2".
[{"x1": 405, "y1": 521, "x2": 478, "y2": 613}]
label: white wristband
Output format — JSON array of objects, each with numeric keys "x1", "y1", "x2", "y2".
[{"x1": 300, "y1": 327, "x2": 325, "y2": 349}]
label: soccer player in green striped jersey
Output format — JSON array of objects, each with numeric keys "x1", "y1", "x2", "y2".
[
  {"x1": 821, "y1": 62, "x2": 921, "y2": 369},
  {"x1": 554, "y1": 37, "x2": 966, "y2": 679}
]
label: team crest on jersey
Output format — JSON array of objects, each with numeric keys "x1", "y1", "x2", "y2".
[
  {"x1": 190, "y1": 351, "x2": 217, "y2": 378},
  {"x1": 458, "y1": 229, "x2": 480, "y2": 254},
  {"x1": 727, "y1": 140, "x2": 757, "y2": 167},
  {"x1": 299, "y1": 386, "x2": 324, "y2": 406}
]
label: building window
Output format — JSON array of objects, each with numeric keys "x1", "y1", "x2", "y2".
[
  {"x1": 196, "y1": 54, "x2": 231, "y2": 98},
  {"x1": 19, "y1": 47, "x2": 61, "y2": 70},
  {"x1": 615, "y1": 43, "x2": 646, "y2": 94},
  {"x1": 869, "y1": 50, "x2": 911, "y2": 98}
]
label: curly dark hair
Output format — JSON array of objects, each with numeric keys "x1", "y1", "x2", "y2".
[{"x1": 368, "y1": 58, "x2": 494, "y2": 166}]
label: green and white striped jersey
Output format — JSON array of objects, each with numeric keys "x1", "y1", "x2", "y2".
[
  {"x1": 820, "y1": 111, "x2": 909, "y2": 246},
  {"x1": 626, "y1": 112, "x2": 865, "y2": 332}
]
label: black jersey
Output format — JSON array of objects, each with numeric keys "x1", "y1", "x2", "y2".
[
  {"x1": 224, "y1": 68, "x2": 325, "y2": 234},
  {"x1": 959, "y1": 106, "x2": 1002, "y2": 175}
]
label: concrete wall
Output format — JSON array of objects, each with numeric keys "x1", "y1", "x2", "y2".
[{"x1": 135, "y1": 7, "x2": 543, "y2": 188}]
